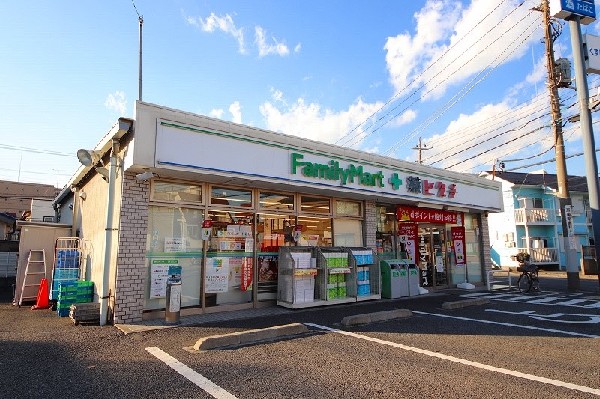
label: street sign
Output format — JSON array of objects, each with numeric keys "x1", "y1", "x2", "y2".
[
  {"x1": 550, "y1": 0, "x2": 596, "y2": 25},
  {"x1": 584, "y1": 34, "x2": 600, "y2": 74}
]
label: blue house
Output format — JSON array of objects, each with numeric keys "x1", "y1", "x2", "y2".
[{"x1": 481, "y1": 171, "x2": 592, "y2": 270}]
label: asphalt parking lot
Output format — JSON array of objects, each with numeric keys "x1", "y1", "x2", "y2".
[{"x1": 1, "y1": 274, "x2": 599, "y2": 398}]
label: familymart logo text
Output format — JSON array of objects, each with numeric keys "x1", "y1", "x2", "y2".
[
  {"x1": 290, "y1": 152, "x2": 457, "y2": 198},
  {"x1": 291, "y1": 152, "x2": 384, "y2": 187}
]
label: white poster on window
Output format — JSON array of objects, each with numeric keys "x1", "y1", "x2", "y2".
[
  {"x1": 149, "y1": 259, "x2": 180, "y2": 298},
  {"x1": 205, "y1": 257, "x2": 229, "y2": 293},
  {"x1": 165, "y1": 237, "x2": 186, "y2": 252},
  {"x1": 150, "y1": 264, "x2": 169, "y2": 298}
]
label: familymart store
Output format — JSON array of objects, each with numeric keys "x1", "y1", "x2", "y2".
[{"x1": 75, "y1": 102, "x2": 502, "y2": 323}]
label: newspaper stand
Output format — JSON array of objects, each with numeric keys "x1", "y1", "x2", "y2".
[
  {"x1": 277, "y1": 247, "x2": 324, "y2": 309},
  {"x1": 347, "y1": 247, "x2": 381, "y2": 301},
  {"x1": 316, "y1": 247, "x2": 356, "y2": 305}
]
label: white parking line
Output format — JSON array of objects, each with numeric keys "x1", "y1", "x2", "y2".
[
  {"x1": 145, "y1": 347, "x2": 238, "y2": 399},
  {"x1": 304, "y1": 323, "x2": 600, "y2": 396},
  {"x1": 411, "y1": 311, "x2": 599, "y2": 338}
]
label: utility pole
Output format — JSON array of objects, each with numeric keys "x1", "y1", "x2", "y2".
[
  {"x1": 568, "y1": 14, "x2": 600, "y2": 291},
  {"x1": 412, "y1": 137, "x2": 431, "y2": 164},
  {"x1": 541, "y1": 0, "x2": 579, "y2": 290}
]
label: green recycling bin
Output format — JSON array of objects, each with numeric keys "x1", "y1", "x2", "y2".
[{"x1": 380, "y1": 259, "x2": 409, "y2": 298}]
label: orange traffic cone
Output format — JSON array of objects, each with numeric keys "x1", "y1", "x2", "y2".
[{"x1": 31, "y1": 278, "x2": 50, "y2": 310}]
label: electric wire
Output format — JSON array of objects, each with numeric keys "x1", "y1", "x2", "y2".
[
  {"x1": 429, "y1": 112, "x2": 549, "y2": 166},
  {"x1": 425, "y1": 100, "x2": 551, "y2": 164},
  {"x1": 383, "y1": 10, "x2": 540, "y2": 156},
  {"x1": 0, "y1": 144, "x2": 72, "y2": 157},
  {"x1": 336, "y1": 0, "x2": 526, "y2": 149},
  {"x1": 424, "y1": 89, "x2": 558, "y2": 151},
  {"x1": 459, "y1": 118, "x2": 600, "y2": 172},
  {"x1": 423, "y1": 79, "x2": 600, "y2": 168}
]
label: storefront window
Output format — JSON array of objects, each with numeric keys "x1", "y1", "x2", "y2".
[
  {"x1": 257, "y1": 213, "x2": 296, "y2": 301},
  {"x1": 211, "y1": 186, "x2": 253, "y2": 207},
  {"x1": 259, "y1": 192, "x2": 294, "y2": 211},
  {"x1": 335, "y1": 200, "x2": 361, "y2": 217},
  {"x1": 376, "y1": 205, "x2": 396, "y2": 259},
  {"x1": 145, "y1": 206, "x2": 203, "y2": 311},
  {"x1": 300, "y1": 196, "x2": 330, "y2": 214},
  {"x1": 151, "y1": 181, "x2": 202, "y2": 203},
  {"x1": 333, "y1": 219, "x2": 363, "y2": 246},
  {"x1": 206, "y1": 210, "x2": 254, "y2": 307},
  {"x1": 296, "y1": 216, "x2": 332, "y2": 246}
]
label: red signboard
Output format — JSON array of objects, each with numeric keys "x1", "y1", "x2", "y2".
[
  {"x1": 451, "y1": 226, "x2": 466, "y2": 266},
  {"x1": 396, "y1": 205, "x2": 461, "y2": 224}
]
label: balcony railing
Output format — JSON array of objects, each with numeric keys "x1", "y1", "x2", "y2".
[
  {"x1": 514, "y1": 208, "x2": 556, "y2": 224},
  {"x1": 516, "y1": 247, "x2": 558, "y2": 264}
]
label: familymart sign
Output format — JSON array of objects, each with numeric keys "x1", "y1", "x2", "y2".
[{"x1": 290, "y1": 152, "x2": 457, "y2": 198}]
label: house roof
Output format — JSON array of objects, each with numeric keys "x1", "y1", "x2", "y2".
[{"x1": 491, "y1": 171, "x2": 590, "y2": 193}]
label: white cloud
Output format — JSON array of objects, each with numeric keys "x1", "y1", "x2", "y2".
[
  {"x1": 392, "y1": 109, "x2": 417, "y2": 126},
  {"x1": 187, "y1": 13, "x2": 246, "y2": 54},
  {"x1": 255, "y1": 26, "x2": 290, "y2": 57},
  {"x1": 525, "y1": 54, "x2": 547, "y2": 85},
  {"x1": 104, "y1": 91, "x2": 127, "y2": 115},
  {"x1": 259, "y1": 92, "x2": 384, "y2": 146},
  {"x1": 294, "y1": 43, "x2": 302, "y2": 53},
  {"x1": 209, "y1": 108, "x2": 224, "y2": 119},
  {"x1": 229, "y1": 101, "x2": 242, "y2": 123},
  {"x1": 270, "y1": 88, "x2": 285, "y2": 104},
  {"x1": 384, "y1": 0, "x2": 540, "y2": 100}
]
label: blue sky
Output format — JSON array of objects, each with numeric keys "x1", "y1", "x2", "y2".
[{"x1": 2, "y1": 0, "x2": 600, "y2": 188}]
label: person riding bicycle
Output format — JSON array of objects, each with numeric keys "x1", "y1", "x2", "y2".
[{"x1": 514, "y1": 252, "x2": 539, "y2": 293}]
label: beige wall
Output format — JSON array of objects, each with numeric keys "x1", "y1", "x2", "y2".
[
  {"x1": 76, "y1": 149, "x2": 124, "y2": 307},
  {"x1": 14, "y1": 224, "x2": 71, "y2": 304}
]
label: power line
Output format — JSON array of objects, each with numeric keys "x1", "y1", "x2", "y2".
[
  {"x1": 335, "y1": 0, "x2": 523, "y2": 148},
  {"x1": 383, "y1": 11, "x2": 540, "y2": 156},
  {"x1": 429, "y1": 112, "x2": 549, "y2": 166},
  {"x1": 457, "y1": 118, "x2": 600, "y2": 173},
  {"x1": 0, "y1": 143, "x2": 72, "y2": 157}
]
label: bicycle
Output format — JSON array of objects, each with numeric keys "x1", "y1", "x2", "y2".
[{"x1": 514, "y1": 252, "x2": 539, "y2": 293}]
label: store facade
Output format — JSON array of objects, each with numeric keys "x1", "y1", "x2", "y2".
[{"x1": 60, "y1": 102, "x2": 502, "y2": 324}]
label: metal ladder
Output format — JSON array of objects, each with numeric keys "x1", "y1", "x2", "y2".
[{"x1": 18, "y1": 250, "x2": 47, "y2": 306}]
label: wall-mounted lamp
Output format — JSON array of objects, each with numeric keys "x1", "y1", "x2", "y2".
[
  {"x1": 77, "y1": 149, "x2": 101, "y2": 166},
  {"x1": 77, "y1": 149, "x2": 110, "y2": 182},
  {"x1": 136, "y1": 171, "x2": 157, "y2": 181}
]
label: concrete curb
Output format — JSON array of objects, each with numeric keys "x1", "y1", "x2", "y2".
[
  {"x1": 192, "y1": 322, "x2": 308, "y2": 351},
  {"x1": 441, "y1": 298, "x2": 490, "y2": 310},
  {"x1": 341, "y1": 309, "x2": 412, "y2": 326}
]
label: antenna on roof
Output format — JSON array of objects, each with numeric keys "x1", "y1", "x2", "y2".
[{"x1": 132, "y1": 0, "x2": 143, "y2": 101}]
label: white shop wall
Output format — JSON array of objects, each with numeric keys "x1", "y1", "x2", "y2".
[{"x1": 152, "y1": 119, "x2": 502, "y2": 211}]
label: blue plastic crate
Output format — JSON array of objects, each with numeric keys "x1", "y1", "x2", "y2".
[{"x1": 56, "y1": 308, "x2": 70, "y2": 317}]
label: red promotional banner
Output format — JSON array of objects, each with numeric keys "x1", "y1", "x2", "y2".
[
  {"x1": 240, "y1": 258, "x2": 253, "y2": 291},
  {"x1": 397, "y1": 205, "x2": 461, "y2": 224},
  {"x1": 451, "y1": 226, "x2": 466, "y2": 266},
  {"x1": 397, "y1": 223, "x2": 417, "y2": 262}
]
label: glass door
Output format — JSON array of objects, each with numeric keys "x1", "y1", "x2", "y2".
[{"x1": 418, "y1": 224, "x2": 449, "y2": 288}]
